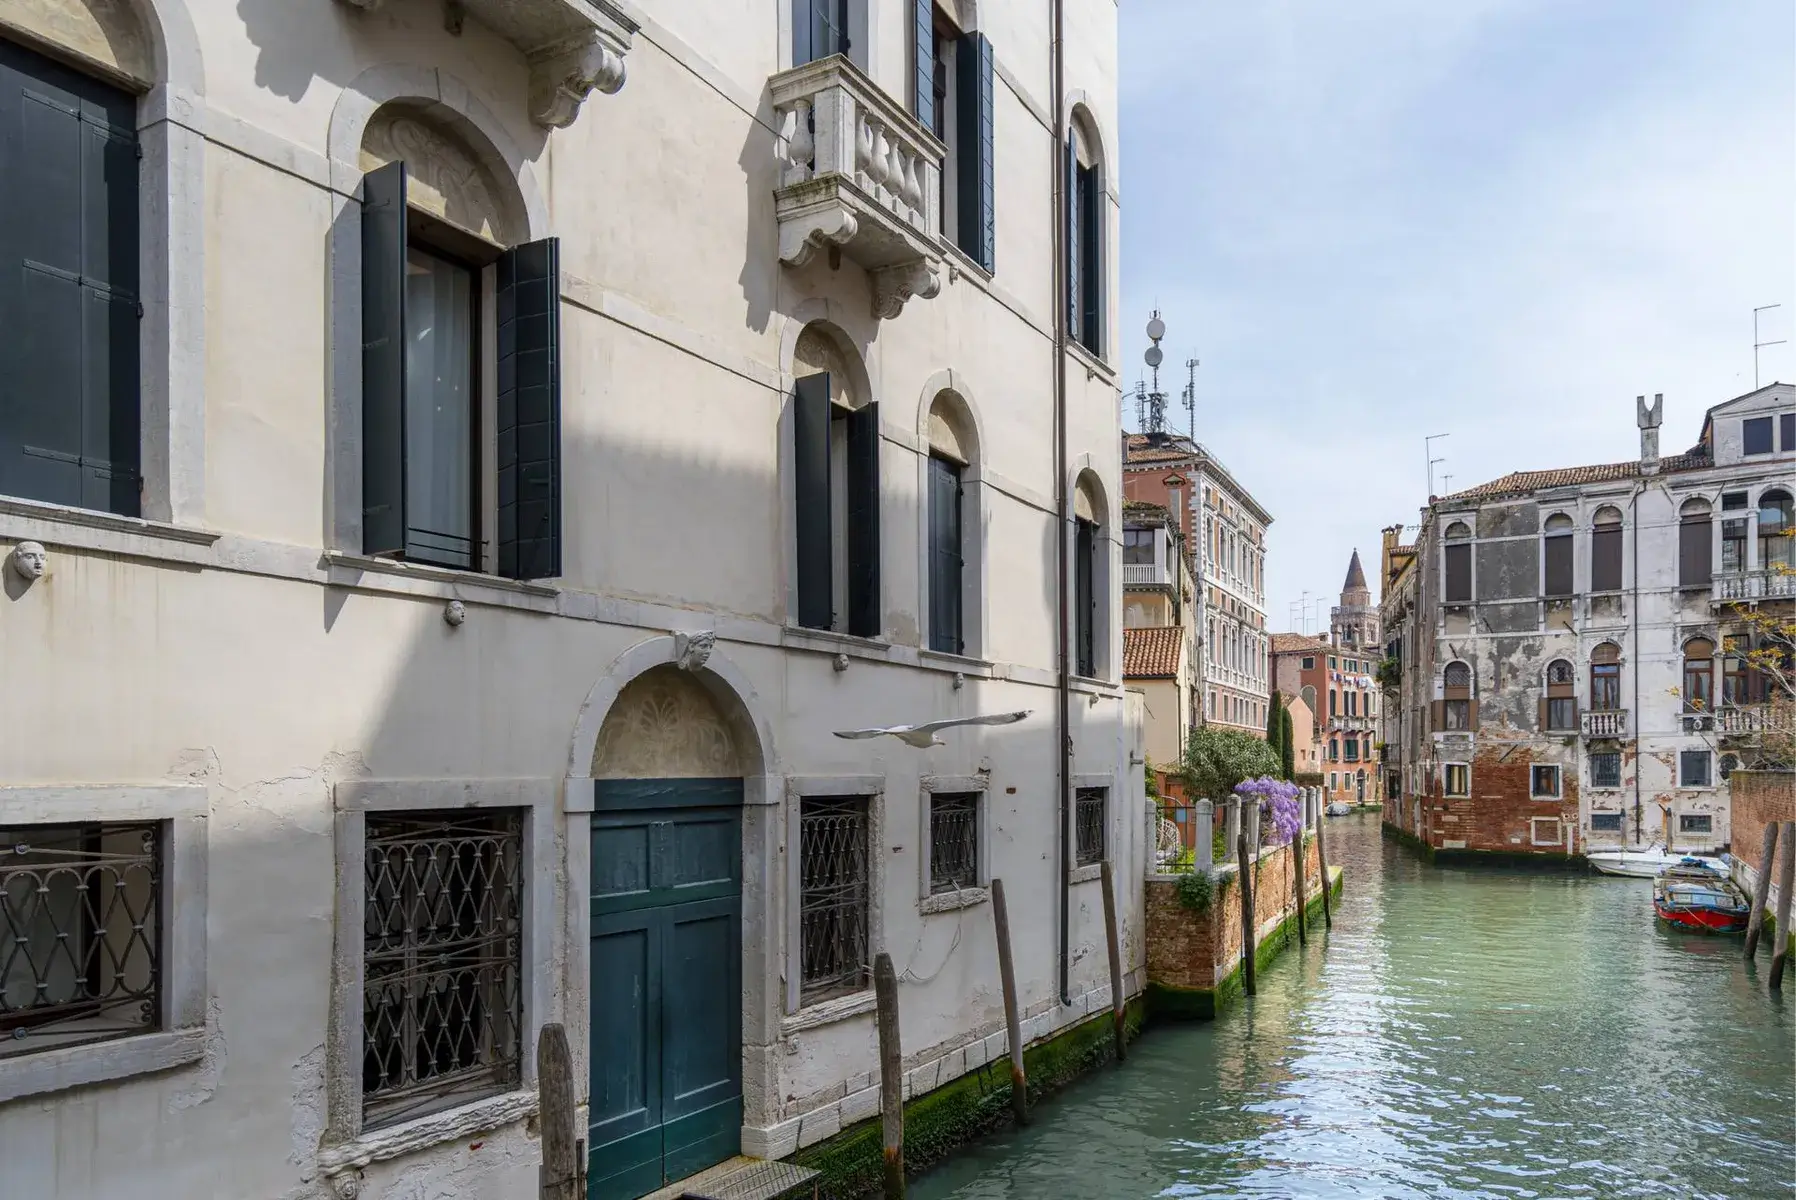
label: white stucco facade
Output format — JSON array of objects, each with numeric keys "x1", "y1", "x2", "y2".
[{"x1": 0, "y1": 0, "x2": 1137, "y2": 1196}]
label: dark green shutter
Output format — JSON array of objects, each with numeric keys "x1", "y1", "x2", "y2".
[
  {"x1": 955, "y1": 32, "x2": 995, "y2": 272},
  {"x1": 1074, "y1": 518, "x2": 1096, "y2": 676},
  {"x1": 0, "y1": 40, "x2": 140, "y2": 516},
  {"x1": 1079, "y1": 163, "x2": 1103, "y2": 354},
  {"x1": 1063, "y1": 139, "x2": 1079, "y2": 339},
  {"x1": 360, "y1": 160, "x2": 408, "y2": 556},
  {"x1": 912, "y1": 0, "x2": 935, "y2": 132},
  {"x1": 928, "y1": 455, "x2": 962, "y2": 654},
  {"x1": 497, "y1": 237, "x2": 562, "y2": 580},
  {"x1": 846, "y1": 401, "x2": 881, "y2": 638},
  {"x1": 793, "y1": 374, "x2": 832, "y2": 630}
]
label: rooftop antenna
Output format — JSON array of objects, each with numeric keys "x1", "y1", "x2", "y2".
[
  {"x1": 1181, "y1": 357, "x2": 1198, "y2": 442},
  {"x1": 1441, "y1": 473, "x2": 1453, "y2": 494},
  {"x1": 1754, "y1": 304, "x2": 1785, "y2": 388},
  {"x1": 1139, "y1": 312, "x2": 1168, "y2": 433},
  {"x1": 1425, "y1": 432, "x2": 1450, "y2": 498}
]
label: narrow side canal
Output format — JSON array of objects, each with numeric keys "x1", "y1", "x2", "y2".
[{"x1": 912, "y1": 813, "x2": 1796, "y2": 1199}]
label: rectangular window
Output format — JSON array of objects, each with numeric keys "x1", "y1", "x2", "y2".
[
  {"x1": 1444, "y1": 698, "x2": 1471, "y2": 730},
  {"x1": 927, "y1": 454, "x2": 964, "y2": 654},
  {"x1": 1590, "y1": 811, "x2": 1623, "y2": 832},
  {"x1": 793, "y1": 376, "x2": 881, "y2": 636},
  {"x1": 928, "y1": 792, "x2": 979, "y2": 893},
  {"x1": 1781, "y1": 411, "x2": 1795, "y2": 452},
  {"x1": 1443, "y1": 763, "x2": 1470, "y2": 797},
  {"x1": 1678, "y1": 751, "x2": 1711, "y2": 788},
  {"x1": 1074, "y1": 518, "x2": 1097, "y2": 677},
  {"x1": 1742, "y1": 415, "x2": 1773, "y2": 455},
  {"x1": 796, "y1": 0, "x2": 852, "y2": 64},
  {"x1": 0, "y1": 821, "x2": 161, "y2": 1059},
  {"x1": 1344, "y1": 738, "x2": 1359, "y2": 762},
  {"x1": 0, "y1": 42, "x2": 142, "y2": 516},
  {"x1": 1678, "y1": 813, "x2": 1713, "y2": 834},
  {"x1": 1444, "y1": 542, "x2": 1472, "y2": 602},
  {"x1": 1530, "y1": 765, "x2": 1560, "y2": 798},
  {"x1": 1329, "y1": 772, "x2": 1338, "y2": 790},
  {"x1": 1074, "y1": 787, "x2": 1107, "y2": 866},
  {"x1": 1547, "y1": 697, "x2": 1577, "y2": 731},
  {"x1": 798, "y1": 796, "x2": 871, "y2": 1005},
  {"x1": 1678, "y1": 514, "x2": 1711, "y2": 585},
  {"x1": 1683, "y1": 654, "x2": 1713, "y2": 712},
  {"x1": 1066, "y1": 137, "x2": 1102, "y2": 355},
  {"x1": 402, "y1": 247, "x2": 478, "y2": 568},
  {"x1": 1122, "y1": 527, "x2": 1156, "y2": 564},
  {"x1": 1591, "y1": 663, "x2": 1621, "y2": 711},
  {"x1": 952, "y1": 29, "x2": 996, "y2": 272},
  {"x1": 1530, "y1": 817, "x2": 1562, "y2": 846},
  {"x1": 362, "y1": 810, "x2": 523, "y2": 1127},
  {"x1": 1301, "y1": 656, "x2": 1315, "y2": 670},
  {"x1": 1590, "y1": 523, "x2": 1623, "y2": 591},
  {"x1": 1721, "y1": 518, "x2": 1747, "y2": 573},
  {"x1": 1543, "y1": 533, "x2": 1573, "y2": 597}
]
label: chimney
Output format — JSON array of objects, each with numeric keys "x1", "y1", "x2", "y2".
[{"x1": 1637, "y1": 393, "x2": 1663, "y2": 474}]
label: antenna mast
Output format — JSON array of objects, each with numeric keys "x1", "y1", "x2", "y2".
[
  {"x1": 1754, "y1": 304, "x2": 1785, "y2": 389},
  {"x1": 1181, "y1": 358, "x2": 1198, "y2": 441},
  {"x1": 1140, "y1": 311, "x2": 1167, "y2": 433}
]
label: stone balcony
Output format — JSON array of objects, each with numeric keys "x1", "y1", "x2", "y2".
[
  {"x1": 1123, "y1": 561, "x2": 1173, "y2": 588},
  {"x1": 771, "y1": 54, "x2": 946, "y2": 318},
  {"x1": 1713, "y1": 567, "x2": 1796, "y2": 603},
  {"x1": 336, "y1": 0, "x2": 637, "y2": 128},
  {"x1": 1582, "y1": 708, "x2": 1629, "y2": 738}
]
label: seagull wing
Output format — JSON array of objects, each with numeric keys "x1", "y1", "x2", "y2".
[
  {"x1": 906, "y1": 710, "x2": 1032, "y2": 736},
  {"x1": 832, "y1": 727, "x2": 902, "y2": 740}
]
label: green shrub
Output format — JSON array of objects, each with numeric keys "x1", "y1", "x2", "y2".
[
  {"x1": 1180, "y1": 726, "x2": 1281, "y2": 802},
  {"x1": 1176, "y1": 869, "x2": 1215, "y2": 912}
]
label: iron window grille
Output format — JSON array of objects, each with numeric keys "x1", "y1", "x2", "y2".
[
  {"x1": 1678, "y1": 813, "x2": 1713, "y2": 834},
  {"x1": 1074, "y1": 788, "x2": 1107, "y2": 866},
  {"x1": 0, "y1": 822, "x2": 161, "y2": 1058},
  {"x1": 928, "y1": 793, "x2": 980, "y2": 894},
  {"x1": 1590, "y1": 812, "x2": 1623, "y2": 832},
  {"x1": 799, "y1": 796, "x2": 870, "y2": 1005},
  {"x1": 1589, "y1": 752, "x2": 1621, "y2": 789},
  {"x1": 362, "y1": 810, "x2": 523, "y2": 1128}
]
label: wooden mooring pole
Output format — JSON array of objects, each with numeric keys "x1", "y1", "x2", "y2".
[
  {"x1": 1100, "y1": 859, "x2": 1126, "y2": 1063},
  {"x1": 1315, "y1": 792, "x2": 1334, "y2": 930},
  {"x1": 1770, "y1": 822, "x2": 1796, "y2": 992},
  {"x1": 874, "y1": 952, "x2": 905, "y2": 1197},
  {"x1": 1292, "y1": 821, "x2": 1308, "y2": 947},
  {"x1": 990, "y1": 878, "x2": 1028, "y2": 1125},
  {"x1": 1236, "y1": 804, "x2": 1257, "y2": 997},
  {"x1": 537, "y1": 1023, "x2": 580, "y2": 1200},
  {"x1": 1744, "y1": 822, "x2": 1779, "y2": 960}
]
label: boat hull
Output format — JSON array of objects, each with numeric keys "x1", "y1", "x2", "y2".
[{"x1": 1653, "y1": 901, "x2": 1748, "y2": 933}]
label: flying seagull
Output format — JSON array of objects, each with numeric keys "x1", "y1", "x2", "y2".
[{"x1": 833, "y1": 710, "x2": 1032, "y2": 748}]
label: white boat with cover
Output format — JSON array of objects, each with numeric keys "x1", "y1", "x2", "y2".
[{"x1": 1586, "y1": 843, "x2": 1724, "y2": 879}]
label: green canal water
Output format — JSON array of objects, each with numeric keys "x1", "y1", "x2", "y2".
[{"x1": 912, "y1": 812, "x2": 1796, "y2": 1199}]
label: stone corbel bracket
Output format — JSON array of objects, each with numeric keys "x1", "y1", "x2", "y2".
[
  {"x1": 778, "y1": 205, "x2": 859, "y2": 270},
  {"x1": 871, "y1": 261, "x2": 941, "y2": 320}
]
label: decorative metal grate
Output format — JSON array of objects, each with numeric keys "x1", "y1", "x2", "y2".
[
  {"x1": 928, "y1": 793, "x2": 979, "y2": 893},
  {"x1": 0, "y1": 822, "x2": 161, "y2": 1057},
  {"x1": 798, "y1": 796, "x2": 869, "y2": 1004},
  {"x1": 362, "y1": 810, "x2": 522, "y2": 1127},
  {"x1": 1074, "y1": 788, "x2": 1107, "y2": 866}
]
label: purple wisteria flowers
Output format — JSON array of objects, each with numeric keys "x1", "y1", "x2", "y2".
[{"x1": 1234, "y1": 776, "x2": 1303, "y2": 846}]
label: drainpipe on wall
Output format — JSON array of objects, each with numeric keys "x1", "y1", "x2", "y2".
[
  {"x1": 1051, "y1": 0, "x2": 1072, "y2": 1007},
  {"x1": 1631, "y1": 482, "x2": 1645, "y2": 845}
]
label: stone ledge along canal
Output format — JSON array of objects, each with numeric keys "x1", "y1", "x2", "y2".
[{"x1": 911, "y1": 812, "x2": 1795, "y2": 1199}]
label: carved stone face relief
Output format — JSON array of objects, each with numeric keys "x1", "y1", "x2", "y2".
[
  {"x1": 8, "y1": 541, "x2": 47, "y2": 581},
  {"x1": 359, "y1": 107, "x2": 518, "y2": 244},
  {"x1": 593, "y1": 666, "x2": 743, "y2": 779},
  {"x1": 674, "y1": 631, "x2": 716, "y2": 672}
]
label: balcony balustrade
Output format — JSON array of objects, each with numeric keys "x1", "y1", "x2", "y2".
[
  {"x1": 1123, "y1": 561, "x2": 1173, "y2": 588},
  {"x1": 1713, "y1": 568, "x2": 1796, "y2": 603},
  {"x1": 1581, "y1": 709, "x2": 1629, "y2": 738}
]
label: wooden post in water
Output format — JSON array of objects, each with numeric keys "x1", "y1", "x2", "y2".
[
  {"x1": 1315, "y1": 792, "x2": 1333, "y2": 929},
  {"x1": 1770, "y1": 823, "x2": 1796, "y2": 992},
  {"x1": 537, "y1": 1023, "x2": 580, "y2": 1200},
  {"x1": 1292, "y1": 819, "x2": 1307, "y2": 947},
  {"x1": 990, "y1": 878, "x2": 1028, "y2": 1125},
  {"x1": 1100, "y1": 859, "x2": 1126, "y2": 1063},
  {"x1": 874, "y1": 952, "x2": 905, "y2": 1197},
  {"x1": 1236, "y1": 802, "x2": 1257, "y2": 997},
  {"x1": 1744, "y1": 822, "x2": 1779, "y2": 959}
]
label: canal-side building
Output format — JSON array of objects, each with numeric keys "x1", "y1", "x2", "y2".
[
  {"x1": 1386, "y1": 384, "x2": 1796, "y2": 859},
  {"x1": 1379, "y1": 523, "x2": 1423, "y2": 823},
  {"x1": 0, "y1": 1, "x2": 1137, "y2": 1197},
  {"x1": 1124, "y1": 433, "x2": 1274, "y2": 738},
  {"x1": 1326, "y1": 551, "x2": 1382, "y2": 806},
  {"x1": 1123, "y1": 501, "x2": 1200, "y2": 769}
]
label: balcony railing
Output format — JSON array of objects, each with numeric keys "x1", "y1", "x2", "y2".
[
  {"x1": 1328, "y1": 716, "x2": 1374, "y2": 733},
  {"x1": 1123, "y1": 561, "x2": 1173, "y2": 588},
  {"x1": 1581, "y1": 709, "x2": 1629, "y2": 738},
  {"x1": 771, "y1": 55, "x2": 945, "y2": 318},
  {"x1": 1713, "y1": 568, "x2": 1796, "y2": 603}
]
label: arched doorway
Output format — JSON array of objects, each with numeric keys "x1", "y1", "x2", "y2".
[{"x1": 586, "y1": 664, "x2": 749, "y2": 1198}]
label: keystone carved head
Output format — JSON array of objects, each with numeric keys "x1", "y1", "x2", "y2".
[{"x1": 8, "y1": 541, "x2": 46, "y2": 581}]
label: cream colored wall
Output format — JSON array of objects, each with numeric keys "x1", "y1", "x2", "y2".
[
  {"x1": 0, "y1": 0, "x2": 1125, "y2": 1193},
  {"x1": 1137, "y1": 678, "x2": 1183, "y2": 766}
]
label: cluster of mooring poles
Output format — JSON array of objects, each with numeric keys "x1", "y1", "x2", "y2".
[{"x1": 1743, "y1": 820, "x2": 1796, "y2": 991}]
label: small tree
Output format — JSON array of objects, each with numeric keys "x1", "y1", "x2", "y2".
[
  {"x1": 1180, "y1": 725, "x2": 1282, "y2": 802},
  {"x1": 1265, "y1": 689, "x2": 1283, "y2": 747},
  {"x1": 1279, "y1": 704, "x2": 1296, "y2": 780}
]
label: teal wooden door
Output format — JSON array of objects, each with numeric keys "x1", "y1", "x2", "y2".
[{"x1": 589, "y1": 779, "x2": 742, "y2": 1200}]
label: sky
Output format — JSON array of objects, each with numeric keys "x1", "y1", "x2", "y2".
[{"x1": 1116, "y1": 0, "x2": 1795, "y2": 638}]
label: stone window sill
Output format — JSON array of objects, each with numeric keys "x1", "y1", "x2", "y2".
[
  {"x1": 322, "y1": 550, "x2": 559, "y2": 602},
  {"x1": 920, "y1": 885, "x2": 988, "y2": 914},
  {"x1": 1068, "y1": 863, "x2": 1103, "y2": 885},
  {"x1": 1067, "y1": 339, "x2": 1116, "y2": 383},
  {"x1": 782, "y1": 990, "x2": 877, "y2": 1035},
  {"x1": 0, "y1": 1027, "x2": 206, "y2": 1104},
  {"x1": 0, "y1": 495, "x2": 220, "y2": 564},
  {"x1": 782, "y1": 626, "x2": 895, "y2": 661},
  {"x1": 317, "y1": 1088, "x2": 539, "y2": 1177}
]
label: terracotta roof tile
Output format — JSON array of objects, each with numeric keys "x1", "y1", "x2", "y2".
[
  {"x1": 1443, "y1": 451, "x2": 1711, "y2": 502},
  {"x1": 1123, "y1": 626, "x2": 1182, "y2": 678},
  {"x1": 1271, "y1": 633, "x2": 1332, "y2": 656}
]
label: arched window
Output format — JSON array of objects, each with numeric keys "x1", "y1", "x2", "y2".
[
  {"x1": 1760, "y1": 488, "x2": 1793, "y2": 570},
  {"x1": 1543, "y1": 659, "x2": 1576, "y2": 731},
  {"x1": 925, "y1": 391, "x2": 981, "y2": 655},
  {"x1": 1591, "y1": 506, "x2": 1624, "y2": 591},
  {"x1": 1443, "y1": 521, "x2": 1473, "y2": 602},
  {"x1": 1066, "y1": 110, "x2": 1105, "y2": 356},
  {"x1": 1543, "y1": 513, "x2": 1574, "y2": 597},
  {"x1": 1590, "y1": 642, "x2": 1622, "y2": 711},
  {"x1": 792, "y1": 323, "x2": 879, "y2": 635},
  {"x1": 1678, "y1": 497, "x2": 1712, "y2": 586},
  {"x1": 356, "y1": 102, "x2": 550, "y2": 577},
  {"x1": 1073, "y1": 471, "x2": 1109, "y2": 678},
  {"x1": 1441, "y1": 661, "x2": 1474, "y2": 730},
  {"x1": 793, "y1": 0, "x2": 867, "y2": 69},
  {"x1": 1682, "y1": 637, "x2": 1715, "y2": 713}
]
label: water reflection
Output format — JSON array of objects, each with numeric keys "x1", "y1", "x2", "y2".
[{"x1": 912, "y1": 813, "x2": 1795, "y2": 1200}]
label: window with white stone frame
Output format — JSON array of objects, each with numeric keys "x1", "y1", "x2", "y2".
[
  {"x1": 918, "y1": 776, "x2": 988, "y2": 911},
  {"x1": 1529, "y1": 764, "x2": 1561, "y2": 799},
  {"x1": 1443, "y1": 763, "x2": 1470, "y2": 798},
  {"x1": 0, "y1": 787, "x2": 208, "y2": 1106},
  {"x1": 1529, "y1": 816, "x2": 1562, "y2": 846}
]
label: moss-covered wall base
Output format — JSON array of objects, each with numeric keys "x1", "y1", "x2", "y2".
[
  {"x1": 790, "y1": 999, "x2": 1146, "y2": 1200},
  {"x1": 1146, "y1": 867, "x2": 1343, "y2": 1023}
]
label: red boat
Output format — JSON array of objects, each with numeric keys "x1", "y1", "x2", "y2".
[{"x1": 1653, "y1": 860, "x2": 1749, "y2": 933}]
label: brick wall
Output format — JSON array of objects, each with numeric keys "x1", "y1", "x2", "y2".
[
  {"x1": 1731, "y1": 770, "x2": 1795, "y2": 875},
  {"x1": 1428, "y1": 739, "x2": 1581, "y2": 857},
  {"x1": 1145, "y1": 833, "x2": 1323, "y2": 993}
]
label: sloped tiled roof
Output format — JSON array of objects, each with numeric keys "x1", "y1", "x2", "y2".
[
  {"x1": 1123, "y1": 626, "x2": 1182, "y2": 678},
  {"x1": 1441, "y1": 451, "x2": 1711, "y2": 503},
  {"x1": 1271, "y1": 632, "x2": 1332, "y2": 656}
]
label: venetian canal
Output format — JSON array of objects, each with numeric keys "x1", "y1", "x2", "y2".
[{"x1": 913, "y1": 813, "x2": 1796, "y2": 1199}]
